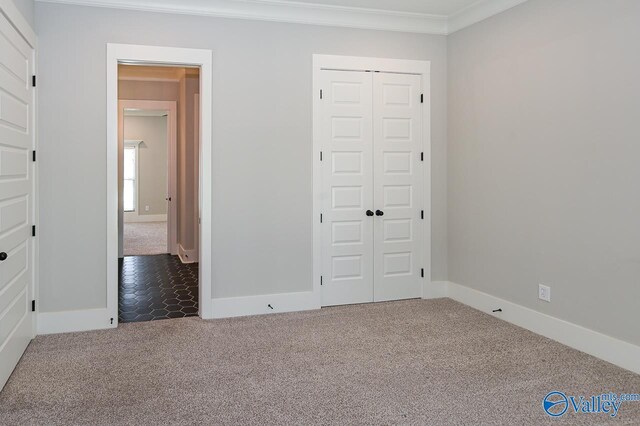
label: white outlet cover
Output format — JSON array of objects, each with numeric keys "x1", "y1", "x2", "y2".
[
  {"x1": 145, "y1": 205, "x2": 150, "y2": 211},
  {"x1": 538, "y1": 284, "x2": 551, "y2": 302}
]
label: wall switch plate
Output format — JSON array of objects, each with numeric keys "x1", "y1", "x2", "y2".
[
  {"x1": 538, "y1": 284, "x2": 551, "y2": 302},
  {"x1": 145, "y1": 205, "x2": 150, "y2": 211}
]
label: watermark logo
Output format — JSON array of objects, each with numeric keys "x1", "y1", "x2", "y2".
[
  {"x1": 543, "y1": 392, "x2": 569, "y2": 417},
  {"x1": 543, "y1": 391, "x2": 639, "y2": 418}
]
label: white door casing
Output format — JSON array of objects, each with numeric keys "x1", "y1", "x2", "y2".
[
  {"x1": 107, "y1": 44, "x2": 213, "y2": 322},
  {"x1": 319, "y1": 70, "x2": 374, "y2": 306},
  {"x1": 313, "y1": 55, "x2": 430, "y2": 307},
  {"x1": 373, "y1": 72, "x2": 423, "y2": 302},
  {"x1": 0, "y1": 3, "x2": 36, "y2": 391}
]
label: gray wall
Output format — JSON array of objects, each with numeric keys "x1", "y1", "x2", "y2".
[
  {"x1": 123, "y1": 115, "x2": 168, "y2": 216},
  {"x1": 448, "y1": 0, "x2": 640, "y2": 346},
  {"x1": 36, "y1": 3, "x2": 447, "y2": 312},
  {"x1": 11, "y1": 0, "x2": 33, "y2": 27}
]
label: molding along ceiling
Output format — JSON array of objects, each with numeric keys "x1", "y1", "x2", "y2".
[{"x1": 36, "y1": 0, "x2": 528, "y2": 34}]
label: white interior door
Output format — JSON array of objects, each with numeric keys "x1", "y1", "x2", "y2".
[
  {"x1": 319, "y1": 68, "x2": 424, "y2": 307},
  {"x1": 320, "y1": 70, "x2": 374, "y2": 306},
  {"x1": 0, "y1": 11, "x2": 34, "y2": 390},
  {"x1": 372, "y1": 72, "x2": 423, "y2": 301}
]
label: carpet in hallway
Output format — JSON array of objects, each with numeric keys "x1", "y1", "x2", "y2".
[{"x1": 123, "y1": 221, "x2": 167, "y2": 256}]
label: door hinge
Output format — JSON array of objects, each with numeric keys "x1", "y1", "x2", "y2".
[
  {"x1": 31, "y1": 300, "x2": 36, "y2": 312},
  {"x1": 32, "y1": 225, "x2": 36, "y2": 236},
  {"x1": 320, "y1": 213, "x2": 323, "y2": 223},
  {"x1": 420, "y1": 93, "x2": 423, "y2": 103},
  {"x1": 320, "y1": 151, "x2": 323, "y2": 161},
  {"x1": 32, "y1": 75, "x2": 36, "y2": 87},
  {"x1": 32, "y1": 150, "x2": 36, "y2": 162},
  {"x1": 420, "y1": 152, "x2": 424, "y2": 162},
  {"x1": 421, "y1": 210, "x2": 424, "y2": 220},
  {"x1": 421, "y1": 268, "x2": 424, "y2": 278},
  {"x1": 320, "y1": 89, "x2": 323, "y2": 99},
  {"x1": 320, "y1": 276, "x2": 323, "y2": 286}
]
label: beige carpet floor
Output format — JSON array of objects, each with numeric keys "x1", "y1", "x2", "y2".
[
  {"x1": 1, "y1": 299, "x2": 639, "y2": 425},
  {"x1": 123, "y1": 221, "x2": 167, "y2": 256}
]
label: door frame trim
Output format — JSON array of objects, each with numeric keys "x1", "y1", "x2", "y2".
[
  {"x1": 107, "y1": 44, "x2": 214, "y2": 323},
  {"x1": 118, "y1": 99, "x2": 178, "y2": 256},
  {"x1": 312, "y1": 54, "x2": 431, "y2": 306}
]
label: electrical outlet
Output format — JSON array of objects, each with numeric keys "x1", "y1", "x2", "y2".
[
  {"x1": 538, "y1": 284, "x2": 551, "y2": 302},
  {"x1": 145, "y1": 205, "x2": 150, "y2": 212}
]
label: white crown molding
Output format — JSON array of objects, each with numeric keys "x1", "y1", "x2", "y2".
[
  {"x1": 36, "y1": 0, "x2": 448, "y2": 34},
  {"x1": 36, "y1": 0, "x2": 529, "y2": 35},
  {"x1": 448, "y1": 0, "x2": 528, "y2": 34}
]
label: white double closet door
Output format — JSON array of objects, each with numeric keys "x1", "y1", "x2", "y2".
[{"x1": 320, "y1": 69, "x2": 423, "y2": 306}]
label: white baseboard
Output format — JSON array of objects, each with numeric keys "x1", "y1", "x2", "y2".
[
  {"x1": 423, "y1": 280, "x2": 449, "y2": 299},
  {"x1": 177, "y1": 244, "x2": 198, "y2": 263},
  {"x1": 446, "y1": 281, "x2": 640, "y2": 375},
  {"x1": 38, "y1": 308, "x2": 116, "y2": 335},
  {"x1": 211, "y1": 291, "x2": 319, "y2": 319},
  {"x1": 124, "y1": 213, "x2": 167, "y2": 223}
]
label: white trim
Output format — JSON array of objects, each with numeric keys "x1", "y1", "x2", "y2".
[
  {"x1": 312, "y1": 54, "x2": 431, "y2": 307},
  {"x1": 448, "y1": 0, "x2": 528, "y2": 34},
  {"x1": 119, "y1": 76, "x2": 181, "y2": 83},
  {"x1": 446, "y1": 281, "x2": 640, "y2": 375},
  {"x1": 124, "y1": 213, "x2": 167, "y2": 223},
  {"x1": 0, "y1": 0, "x2": 36, "y2": 47},
  {"x1": 35, "y1": 0, "x2": 529, "y2": 35},
  {"x1": 37, "y1": 0, "x2": 448, "y2": 34},
  {"x1": 211, "y1": 291, "x2": 318, "y2": 319},
  {"x1": 177, "y1": 243, "x2": 198, "y2": 264},
  {"x1": 107, "y1": 43, "x2": 214, "y2": 324},
  {"x1": 37, "y1": 309, "x2": 115, "y2": 335}
]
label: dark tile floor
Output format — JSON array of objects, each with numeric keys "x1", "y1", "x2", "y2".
[{"x1": 118, "y1": 254, "x2": 199, "y2": 323}]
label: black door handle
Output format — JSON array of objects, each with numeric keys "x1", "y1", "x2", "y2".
[
  {"x1": 375, "y1": 210, "x2": 384, "y2": 216},
  {"x1": 0, "y1": 252, "x2": 7, "y2": 261},
  {"x1": 366, "y1": 210, "x2": 374, "y2": 217}
]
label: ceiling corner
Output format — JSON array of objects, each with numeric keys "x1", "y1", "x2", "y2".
[{"x1": 447, "y1": 0, "x2": 529, "y2": 34}]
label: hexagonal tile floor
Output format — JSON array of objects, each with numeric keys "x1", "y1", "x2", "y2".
[{"x1": 118, "y1": 255, "x2": 198, "y2": 323}]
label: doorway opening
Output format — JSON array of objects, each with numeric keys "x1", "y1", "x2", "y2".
[
  {"x1": 107, "y1": 44, "x2": 213, "y2": 326},
  {"x1": 117, "y1": 64, "x2": 201, "y2": 322}
]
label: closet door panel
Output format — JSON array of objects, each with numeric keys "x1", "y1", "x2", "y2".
[
  {"x1": 372, "y1": 73, "x2": 423, "y2": 302},
  {"x1": 320, "y1": 70, "x2": 374, "y2": 306}
]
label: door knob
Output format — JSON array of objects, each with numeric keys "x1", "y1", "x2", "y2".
[
  {"x1": 366, "y1": 210, "x2": 374, "y2": 217},
  {"x1": 375, "y1": 210, "x2": 384, "y2": 216},
  {"x1": 0, "y1": 252, "x2": 7, "y2": 261}
]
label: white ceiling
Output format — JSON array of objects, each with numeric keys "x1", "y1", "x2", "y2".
[
  {"x1": 37, "y1": 0, "x2": 528, "y2": 34},
  {"x1": 276, "y1": 0, "x2": 481, "y2": 16}
]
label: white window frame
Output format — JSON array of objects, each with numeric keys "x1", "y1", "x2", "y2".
[{"x1": 123, "y1": 140, "x2": 141, "y2": 214}]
